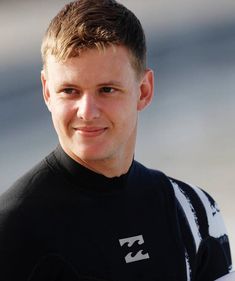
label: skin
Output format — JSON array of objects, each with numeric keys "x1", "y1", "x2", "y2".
[{"x1": 41, "y1": 45, "x2": 154, "y2": 177}]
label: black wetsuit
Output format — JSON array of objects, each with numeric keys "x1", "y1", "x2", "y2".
[{"x1": 0, "y1": 145, "x2": 232, "y2": 281}]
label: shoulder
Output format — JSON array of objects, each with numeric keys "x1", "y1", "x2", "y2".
[
  {"x1": 131, "y1": 161, "x2": 178, "y2": 201},
  {"x1": 0, "y1": 152, "x2": 56, "y2": 215},
  {"x1": 169, "y1": 177, "x2": 232, "y2": 274},
  {"x1": 169, "y1": 177, "x2": 228, "y2": 240},
  {"x1": 132, "y1": 160, "x2": 171, "y2": 186},
  {"x1": 134, "y1": 162, "x2": 230, "y2": 249}
]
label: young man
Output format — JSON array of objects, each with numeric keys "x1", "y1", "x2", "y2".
[{"x1": 0, "y1": 0, "x2": 232, "y2": 280}]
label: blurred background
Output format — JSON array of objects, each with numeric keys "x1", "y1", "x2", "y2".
[{"x1": 0, "y1": 0, "x2": 234, "y2": 264}]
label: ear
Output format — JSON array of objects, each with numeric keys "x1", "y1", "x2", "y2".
[
  {"x1": 41, "y1": 70, "x2": 52, "y2": 112},
  {"x1": 137, "y1": 69, "x2": 154, "y2": 111}
]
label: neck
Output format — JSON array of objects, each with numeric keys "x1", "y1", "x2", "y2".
[
  {"x1": 60, "y1": 146, "x2": 134, "y2": 178},
  {"x1": 79, "y1": 155, "x2": 133, "y2": 178}
]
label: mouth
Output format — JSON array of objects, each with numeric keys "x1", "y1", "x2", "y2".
[{"x1": 74, "y1": 127, "x2": 108, "y2": 137}]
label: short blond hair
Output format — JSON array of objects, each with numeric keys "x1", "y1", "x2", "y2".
[{"x1": 41, "y1": 0, "x2": 146, "y2": 77}]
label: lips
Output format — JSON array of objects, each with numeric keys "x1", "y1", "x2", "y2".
[{"x1": 74, "y1": 126, "x2": 107, "y2": 137}]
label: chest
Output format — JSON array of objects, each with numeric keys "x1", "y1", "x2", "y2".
[{"x1": 36, "y1": 189, "x2": 187, "y2": 281}]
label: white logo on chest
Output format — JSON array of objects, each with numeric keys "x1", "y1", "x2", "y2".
[{"x1": 119, "y1": 234, "x2": 150, "y2": 263}]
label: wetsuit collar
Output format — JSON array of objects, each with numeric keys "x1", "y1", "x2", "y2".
[{"x1": 52, "y1": 144, "x2": 134, "y2": 192}]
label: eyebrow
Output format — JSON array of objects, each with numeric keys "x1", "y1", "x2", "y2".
[
  {"x1": 55, "y1": 80, "x2": 124, "y2": 89},
  {"x1": 97, "y1": 80, "x2": 123, "y2": 87},
  {"x1": 55, "y1": 82, "x2": 77, "y2": 88}
]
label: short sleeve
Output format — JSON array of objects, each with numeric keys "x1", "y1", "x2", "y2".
[{"x1": 170, "y1": 178, "x2": 232, "y2": 281}]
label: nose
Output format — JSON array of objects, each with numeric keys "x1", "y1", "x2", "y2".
[{"x1": 77, "y1": 92, "x2": 100, "y2": 121}]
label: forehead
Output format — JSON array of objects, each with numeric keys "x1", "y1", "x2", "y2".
[{"x1": 45, "y1": 45, "x2": 139, "y2": 83}]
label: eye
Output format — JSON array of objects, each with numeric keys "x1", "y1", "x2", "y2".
[
  {"x1": 62, "y1": 88, "x2": 78, "y2": 95},
  {"x1": 100, "y1": 87, "x2": 115, "y2": 94}
]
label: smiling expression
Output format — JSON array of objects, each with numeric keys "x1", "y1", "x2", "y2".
[{"x1": 41, "y1": 45, "x2": 153, "y2": 176}]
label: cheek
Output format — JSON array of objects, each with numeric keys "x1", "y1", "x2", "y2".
[
  {"x1": 51, "y1": 100, "x2": 75, "y2": 129},
  {"x1": 116, "y1": 104, "x2": 138, "y2": 131}
]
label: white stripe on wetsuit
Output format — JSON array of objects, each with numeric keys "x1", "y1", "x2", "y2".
[
  {"x1": 188, "y1": 184, "x2": 228, "y2": 239},
  {"x1": 170, "y1": 179, "x2": 202, "y2": 251}
]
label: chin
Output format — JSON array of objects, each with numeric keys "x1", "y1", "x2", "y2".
[{"x1": 72, "y1": 146, "x2": 110, "y2": 162}]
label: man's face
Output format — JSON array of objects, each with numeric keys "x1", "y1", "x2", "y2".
[{"x1": 41, "y1": 45, "x2": 153, "y2": 174}]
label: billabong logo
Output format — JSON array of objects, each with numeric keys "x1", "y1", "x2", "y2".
[{"x1": 119, "y1": 234, "x2": 150, "y2": 263}]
